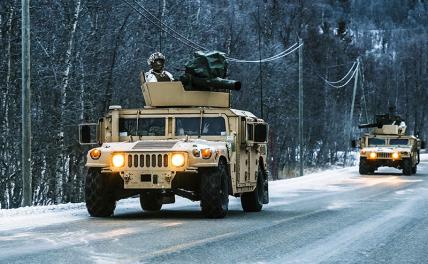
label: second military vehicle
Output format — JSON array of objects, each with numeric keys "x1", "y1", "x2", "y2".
[
  {"x1": 79, "y1": 52, "x2": 269, "y2": 218},
  {"x1": 353, "y1": 111, "x2": 425, "y2": 175}
]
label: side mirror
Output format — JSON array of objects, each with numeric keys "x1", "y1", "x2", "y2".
[
  {"x1": 421, "y1": 141, "x2": 426, "y2": 149},
  {"x1": 351, "y1": 139, "x2": 357, "y2": 148},
  {"x1": 254, "y1": 123, "x2": 268, "y2": 143},
  {"x1": 79, "y1": 123, "x2": 98, "y2": 145}
]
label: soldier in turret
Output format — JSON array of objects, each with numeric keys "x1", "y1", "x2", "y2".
[{"x1": 144, "y1": 52, "x2": 174, "y2": 82}]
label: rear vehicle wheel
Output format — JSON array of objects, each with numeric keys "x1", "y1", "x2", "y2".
[
  {"x1": 85, "y1": 168, "x2": 116, "y2": 217},
  {"x1": 140, "y1": 192, "x2": 162, "y2": 211},
  {"x1": 241, "y1": 165, "x2": 265, "y2": 212},
  {"x1": 200, "y1": 159, "x2": 229, "y2": 218},
  {"x1": 359, "y1": 158, "x2": 371, "y2": 175},
  {"x1": 402, "y1": 158, "x2": 412, "y2": 176}
]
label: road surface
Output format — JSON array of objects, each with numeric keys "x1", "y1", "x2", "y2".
[{"x1": 1, "y1": 155, "x2": 428, "y2": 263}]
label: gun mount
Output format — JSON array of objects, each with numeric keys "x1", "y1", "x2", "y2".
[
  {"x1": 180, "y1": 75, "x2": 241, "y2": 91},
  {"x1": 140, "y1": 81, "x2": 230, "y2": 108},
  {"x1": 179, "y1": 51, "x2": 241, "y2": 91},
  {"x1": 359, "y1": 113, "x2": 406, "y2": 135}
]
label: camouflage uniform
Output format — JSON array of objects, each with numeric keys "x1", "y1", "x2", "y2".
[{"x1": 144, "y1": 52, "x2": 174, "y2": 82}]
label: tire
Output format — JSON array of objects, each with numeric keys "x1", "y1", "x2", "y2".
[
  {"x1": 140, "y1": 192, "x2": 163, "y2": 211},
  {"x1": 241, "y1": 165, "x2": 265, "y2": 212},
  {"x1": 402, "y1": 158, "x2": 412, "y2": 176},
  {"x1": 359, "y1": 158, "x2": 371, "y2": 175},
  {"x1": 412, "y1": 165, "x2": 417, "y2": 175},
  {"x1": 85, "y1": 168, "x2": 116, "y2": 217},
  {"x1": 200, "y1": 159, "x2": 229, "y2": 218}
]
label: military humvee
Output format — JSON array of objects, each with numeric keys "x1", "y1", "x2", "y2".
[
  {"x1": 79, "y1": 79, "x2": 269, "y2": 218},
  {"x1": 353, "y1": 113, "x2": 425, "y2": 175}
]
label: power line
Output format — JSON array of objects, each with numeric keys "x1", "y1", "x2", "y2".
[
  {"x1": 325, "y1": 61, "x2": 356, "y2": 84},
  {"x1": 122, "y1": 0, "x2": 302, "y2": 64},
  {"x1": 227, "y1": 43, "x2": 297, "y2": 62},
  {"x1": 324, "y1": 62, "x2": 359, "y2": 88},
  {"x1": 122, "y1": 0, "x2": 202, "y2": 50},
  {"x1": 227, "y1": 43, "x2": 301, "y2": 63},
  {"x1": 311, "y1": 59, "x2": 360, "y2": 89},
  {"x1": 130, "y1": 0, "x2": 208, "y2": 51}
]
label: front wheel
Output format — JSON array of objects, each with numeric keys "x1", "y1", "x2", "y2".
[
  {"x1": 85, "y1": 168, "x2": 116, "y2": 217},
  {"x1": 241, "y1": 165, "x2": 266, "y2": 212},
  {"x1": 200, "y1": 159, "x2": 229, "y2": 218},
  {"x1": 359, "y1": 158, "x2": 372, "y2": 175},
  {"x1": 402, "y1": 158, "x2": 412, "y2": 176},
  {"x1": 412, "y1": 165, "x2": 417, "y2": 175}
]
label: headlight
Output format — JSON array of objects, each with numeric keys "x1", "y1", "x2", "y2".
[
  {"x1": 90, "y1": 149, "x2": 101, "y2": 160},
  {"x1": 171, "y1": 153, "x2": 185, "y2": 167},
  {"x1": 369, "y1": 152, "x2": 377, "y2": 159},
  {"x1": 392, "y1": 152, "x2": 400, "y2": 160},
  {"x1": 112, "y1": 154, "x2": 125, "y2": 168}
]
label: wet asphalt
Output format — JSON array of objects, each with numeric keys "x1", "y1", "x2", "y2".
[{"x1": 1, "y1": 158, "x2": 428, "y2": 264}]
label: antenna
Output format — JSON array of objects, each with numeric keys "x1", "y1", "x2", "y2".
[
  {"x1": 158, "y1": 0, "x2": 162, "y2": 52},
  {"x1": 257, "y1": 3, "x2": 263, "y2": 119}
]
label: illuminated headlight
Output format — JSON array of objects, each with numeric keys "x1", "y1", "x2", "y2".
[
  {"x1": 369, "y1": 152, "x2": 377, "y2": 159},
  {"x1": 171, "y1": 153, "x2": 185, "y2": 167},
  {"x1": 392, "y1": 152, "x2": 400, "y2": 160},
  {"x1": 112, "y1": 154, "x2": 125, "y2": 168},
  {"x1": 90, "y1": 149, "x2": 101, "y2": 160}
]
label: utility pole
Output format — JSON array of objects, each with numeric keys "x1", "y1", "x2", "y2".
[
  {"x1": 345, "y1": 58, "x2": 359, "y2": 166},
  {"x1": 22, "y1": 0, "x2": 32, "y2": 206},
  {"x1": 349, "y1": 59, "x2": 359, "y2": 135},
  {"x1": 257, "y1": 4, "x2": 263, "y2": 119},
  {"x1": 298, "y1": 38, "x2": 304, "y2": 176}
]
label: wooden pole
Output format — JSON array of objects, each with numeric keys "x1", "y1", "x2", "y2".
[
  {"x1": 299, "y1": 38, "x2": 304, "y2": 176},
  {"x1": 21, "y1": 0, "x2": 32, "y2": 206}
]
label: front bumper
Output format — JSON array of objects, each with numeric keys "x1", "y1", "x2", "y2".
[
  {"x1": 109, "y1": 152, "x2": 187, "y2": 189},
  {"x1": 101, "y1": 151, "x2": 217, "y2": 189},
  {"x1": 365, "y1": 159, "x2": 403, "y2": 168}
]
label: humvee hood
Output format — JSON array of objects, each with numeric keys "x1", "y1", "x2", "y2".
[
  {"x1": 100, "y1": 139, "x2": 225, "y2": 152},
  {"x1": 363, "y1": 147, "x2": 412, "y2": 152}
]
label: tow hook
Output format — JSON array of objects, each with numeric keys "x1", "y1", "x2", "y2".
[{"x1": 123, "y1": 174, "x2": 131, "y2": 184}]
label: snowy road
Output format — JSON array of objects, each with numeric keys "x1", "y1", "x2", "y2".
[{"x1": 2, "y1": 155, "x2": 428, "y2": 263}]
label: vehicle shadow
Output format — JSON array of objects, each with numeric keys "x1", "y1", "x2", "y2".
[
  {"x1": 110, "y1": 208, "x2": 249, "y2": 220},
  {"x1": 108, "y1": 205, "x2": 303, "y2": 221}
]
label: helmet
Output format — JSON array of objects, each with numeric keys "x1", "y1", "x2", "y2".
[{"x1": 147, "y1": 52, "x2": 165, "y2": 65}]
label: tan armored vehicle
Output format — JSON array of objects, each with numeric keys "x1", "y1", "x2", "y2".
[
  {"x1": 79, "y1": 78, "x2": 269, "y2": 218},
  {"x1": 353, "y1": 113, "x2": 425, "y2": 175}
]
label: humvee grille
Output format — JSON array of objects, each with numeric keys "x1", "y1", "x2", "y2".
[
  {"x1": 378, "y1": 152, "x2": 392, "y2": 159},
  {"x1": 127, "y1": 153, "x2": 169, "y2": 168},
  {"x1": 133, "y1": 141, "x2": 178, "y2": 150}
]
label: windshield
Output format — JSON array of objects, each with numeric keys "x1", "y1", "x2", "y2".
[
  {"x1": 175, "y1": 117, "x2": 226, "y2": 136},
  {"x1": 368, "y1": 138, "x2": 386, "y2": 146},
  {"x1": 119, "y1": 118, "x2": 165, "y2": 136},
  {"x1": 389, "y1": 139, "x2": 409, "y2": 146}
]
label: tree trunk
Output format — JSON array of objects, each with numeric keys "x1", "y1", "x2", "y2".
[{"x1": 58, "y1": 0, "x2": 82, "y2": 203}]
